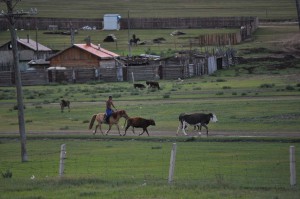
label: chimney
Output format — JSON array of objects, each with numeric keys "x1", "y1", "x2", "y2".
[
  {"x1": 27, "y1": 34, "x2": 29, "y2": 43},
  {"x1": 85, "y1": 36, "x2": 91, "y2": 46},
  {"x1": 98, "y1": 44, "x2": 101, "y2": 50}
]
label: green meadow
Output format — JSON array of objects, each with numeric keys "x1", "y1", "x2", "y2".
[
  {"x1": 0, "y1": 65, "x2": 299, "y2": 134},
  {"x1": 1, "y1": 1, "x2": 300, "y2": 198},
  {"x1": 11, "y1": 0, "x2": 298, "y2": 19},
  {"x1": 1, "y1": 139, "x2": 300, "y2": 199}
]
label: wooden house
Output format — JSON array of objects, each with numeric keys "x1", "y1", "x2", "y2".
[
  {"x1": 0, "y1": 36, "x2": 52, "y2": 71},
  {"x1": 47, "y1": 42, "x2": 120, "y2": 83},
  {"x1": 48, "y1": 42, "x2": 119, "y2": 68}
]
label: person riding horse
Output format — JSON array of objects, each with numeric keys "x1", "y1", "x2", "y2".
[{"x1": 104, "y1": 96, "x2": 117, "y2": 123}]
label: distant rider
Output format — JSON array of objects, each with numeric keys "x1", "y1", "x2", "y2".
[{"x1": 105, "y1": 96, "x2": 117, "y2": 123}]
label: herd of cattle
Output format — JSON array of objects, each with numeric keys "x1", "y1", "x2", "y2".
[{"x1": 61, "y1": 92, "x2": 218, "y2": 137}]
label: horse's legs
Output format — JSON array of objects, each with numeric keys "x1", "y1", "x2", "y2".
[
  {"x1": 132, "y1": 127, "x2": 135, "y2": 134},
  {"x1": 116, "y1": 124, "x2": 122, "y2": 136},
  {"x1": 93, "y1": 124, "x2": 99, "y2": 135},
  {"x1": 99, "y1": 124, "x2": 104, "y2": 135},
  {"x1": 105, "y1": 124, "x2": 112, "y2": 135}
]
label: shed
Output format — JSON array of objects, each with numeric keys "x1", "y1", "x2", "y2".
[{"x1": 103, "y1": 14, "x2": 121, "y2": 30}]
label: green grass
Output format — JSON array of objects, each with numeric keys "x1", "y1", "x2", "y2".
[
  {"x1": 0, "y1": 139, "x2": 299, "y2": 198},
  {"x1": 0, "y1": 66, "x2": 299, "y2": 134},
  {"x1": 9, "y1": 0, "x2": 297, "y2": 20}
]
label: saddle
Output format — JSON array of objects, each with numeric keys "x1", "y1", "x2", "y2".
[{"x1": 103, "y1": 114, "x2": 110, "y2": 124}]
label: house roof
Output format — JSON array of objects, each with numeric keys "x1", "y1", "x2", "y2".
[
  {"x1": 74, "y1": 43, "x2": 119, "y2": 59},
  {"x1": 48, "y1": 43, "x2": 119, "y2": 60},
  {"x1": 0, "y1": 38, "x2": 52, "y2": 51},
  {"x1": 18, "y1": 38, "x2": 52, "y2": 51}
]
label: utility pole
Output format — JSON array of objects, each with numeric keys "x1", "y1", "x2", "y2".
[
  {"x1": 0, "y1": 0, "x2": 37, "y2": 162},
  {"x1": 296, "y1": 0, "x2": 300, "y2": 30}
]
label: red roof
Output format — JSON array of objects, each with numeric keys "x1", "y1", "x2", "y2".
[{"x1": 74, "y1": 43, "x2": 119, "y2": 59}]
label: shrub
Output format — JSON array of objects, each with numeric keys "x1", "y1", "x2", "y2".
[
  {"x1": 216, "y1": 78, "x2": 226, "y2": 82},
  {"x1": 2, "y1": 170, "x2": 12, "y2": 178},
  {"x1": 193, "y1": 87, "x2": 202, "y2": 90},
  {"x1": 286, "y1": 85, "x2": 295, "y2": 90},
  {"x1": 260, "y1": 83, "x2": 275, "y2": 88},
  {"x1": 59, "y1": 126, "x2": 69, "y2": 130},
  {"x1": 13, "y1": 105, "x2": 26, "y2": 110},
  {"x1": 222, "y1": 86, "x2": 231, "y2": 89},
  {"x1": 163, "y1": 93, "x2": 170, "y2": 98}
]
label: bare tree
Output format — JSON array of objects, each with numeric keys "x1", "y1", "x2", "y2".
[{"x1": 0, "y1": 0, "x2": 37, "y2": 162}]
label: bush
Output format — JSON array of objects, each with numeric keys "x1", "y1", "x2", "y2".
[
  {"x1": 13, "y1": 105, "x2": 26, "y2": 110},
  {"x1": 260, "y1": 83, "x2": 275, "y2": 88},
  {"x1": 216, "y1": 78, "x2": 226, "y2": 82},
  {"x1": 222, "y1": 86, "x2": 231, "y2": 89},
  {"x1": 2, "y1": 169, "x2": 12, "y2": 178},
  {"x1": 286, "y1": 85, "x2": 295, "y2": 90},
  {"x1": 163, "y1": 93, "x2": 170, "y2": 98}
]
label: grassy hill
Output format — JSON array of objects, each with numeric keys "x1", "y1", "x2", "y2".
[{"x1": 8, "y1": 0, "x2": 298, "y2": 20}]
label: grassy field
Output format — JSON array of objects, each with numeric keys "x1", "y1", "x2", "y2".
[
  {"x1": 0, "y1": 65, "x2": 299, "y2": 135},
  {"x1": 0, "y1": 139, "x2": 299, "y2": 198},
  {"x1": 9, "y1": 0, "x2": 297, "y2": 20},
  {"x1": 1, "y1": 1, "x2": 300, "y2": 198}
]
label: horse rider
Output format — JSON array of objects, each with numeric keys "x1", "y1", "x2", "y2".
[{"x1": 104, "y1": 96, "x2": 117, "y2": 123}]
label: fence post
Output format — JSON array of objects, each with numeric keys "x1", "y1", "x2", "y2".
[
  {"x1": 290, "y1": 146, "x2": 296, "y2": 186},
  {"x1": 59, "y1": 144, "x2": 66, "y2": 177},
  {"x1": 168, "y1": 143, "x2": 177, "y2": 184}
]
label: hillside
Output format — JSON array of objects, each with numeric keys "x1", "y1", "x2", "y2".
[{"x1": 8, "y1": 0, "x2": 298, "y2": 20}]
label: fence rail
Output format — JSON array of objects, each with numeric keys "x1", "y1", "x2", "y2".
[{"x1": 0, "y1": 16, "x2": 258, "y2": 31}]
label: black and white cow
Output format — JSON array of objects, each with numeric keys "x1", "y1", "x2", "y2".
[{"x1": 176, "y1": 113, "x2": 218, "y2": 136}]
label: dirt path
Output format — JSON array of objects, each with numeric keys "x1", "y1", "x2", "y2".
[{"x1": 3, "y1": 130, "x2": 297, "y2": 138}]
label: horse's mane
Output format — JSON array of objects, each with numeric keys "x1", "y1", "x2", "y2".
[{"x1": 112, "y1": 110, "x2": 126, "y2": 119}]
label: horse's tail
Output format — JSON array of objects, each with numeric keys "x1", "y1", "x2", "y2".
[{"x1": 89, "y1": 114, "x2": 97, "y2": 130}]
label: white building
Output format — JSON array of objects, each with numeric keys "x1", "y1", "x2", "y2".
[{"x1": 103, "y1": 14, "x2": 121, "y2": 30}]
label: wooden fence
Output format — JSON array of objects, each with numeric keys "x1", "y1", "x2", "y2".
[
  {"x1": 0, "y1": 16, "x2": 258, "y2": 31},
  {"x1": 0, "y1": 47, "x2": 235, "y2": 86}
]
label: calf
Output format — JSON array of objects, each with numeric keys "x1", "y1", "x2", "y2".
[
  {"x1": 124, "y1": 117, "x2": 156, "y2": 136},
  {"x1": 133, "y1": 83, "x2": 146, "y2": 89},
  {"x1": 176, "y1": 113, "x2": 218, "y2": 136},
  {"x1": 146, "y1": 81, "x2": 160, "y2": 90},
  {"x1": 60, "y1": 99, "x2": 70, "y2": 112}
]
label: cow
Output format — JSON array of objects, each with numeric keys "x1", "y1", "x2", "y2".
[
  {"x1": 176, "y1": 113, "x2": 218, "y2": 136},
  {"x1": 60, "y1": 99, "x2": 70, "y2": 112},
  {"x1": 133, "y1": 83, "x2": 146, "y2": 89},
  {"x1": 146, "y1": 81, "x2": 160, "y2": 90},
  {"x1": 123, "y1": 117, "x2": 156, "y2": 136}
]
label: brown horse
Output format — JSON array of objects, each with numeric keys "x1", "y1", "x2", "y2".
[{"x1": 88, "y1": 110, "x2": 129, "y2": 135}]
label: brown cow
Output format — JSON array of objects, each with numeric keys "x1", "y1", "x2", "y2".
[{"x1": 124, "y1": 117, "x2": 155, "y2": 136}]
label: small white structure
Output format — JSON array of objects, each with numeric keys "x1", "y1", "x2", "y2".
[{"x1": 103, "y1": 14, "x2": 121, "y2": 30}]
